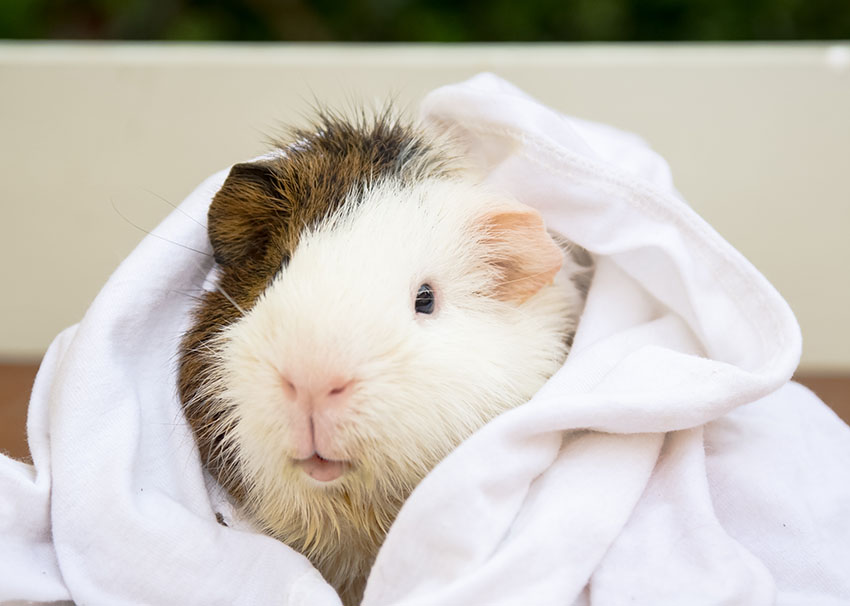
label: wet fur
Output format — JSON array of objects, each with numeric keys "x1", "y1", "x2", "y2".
[{"x1": 178, "y1": 113, "x2": 591, "y2": 605}]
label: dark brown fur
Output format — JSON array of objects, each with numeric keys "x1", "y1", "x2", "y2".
[{"x1": 177, "y1": 113, "x2": 453, "y2": 544}]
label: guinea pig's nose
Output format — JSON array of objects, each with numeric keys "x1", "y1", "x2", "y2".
[
  {"x1": 319, "y1": 377, "x2": 356, "y2": 408},
  {"x1": 280, "y1": 374, "x2": 356, "y2": 411}
]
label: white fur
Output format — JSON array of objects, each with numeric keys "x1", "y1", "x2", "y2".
[{"x1": 208, "y1": 175, "x2": 587, "y2": 596}]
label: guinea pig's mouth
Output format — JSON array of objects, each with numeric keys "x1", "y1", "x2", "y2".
[{"x1": 295, "y1": 453, "x2": 349, "y2": 483}]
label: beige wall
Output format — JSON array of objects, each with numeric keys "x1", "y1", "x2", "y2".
[{"x1": 1, "y1": 43, "x2": 848, "y2": 371}]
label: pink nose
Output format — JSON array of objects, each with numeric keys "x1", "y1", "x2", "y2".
[
  {"x1": 281, "y1": 374, "x2": 356, "y2": 462},
  {"x1": 280, "y1": 375, "x2": 356, "y2": 410}
]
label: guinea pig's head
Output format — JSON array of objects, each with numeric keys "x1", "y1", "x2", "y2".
[{"x1": 178, "y1": 116, "x2": 589, "y2": 579}]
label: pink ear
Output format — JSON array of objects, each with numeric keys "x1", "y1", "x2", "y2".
[{"x1": 479, "y1": 200, "x2": 563, "y2": 304}]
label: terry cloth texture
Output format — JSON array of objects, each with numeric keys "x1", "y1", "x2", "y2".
[{"x1": 2, "y1": 74, "x2": 849, "y2": 606}]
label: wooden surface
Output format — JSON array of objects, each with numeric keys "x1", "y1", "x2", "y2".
[
  {"x1": 0, "y1": 363, "x2": 40, "y2": 462},
  {"x1": 1, "y1": 363, "x2": 848, "y2": 464}
]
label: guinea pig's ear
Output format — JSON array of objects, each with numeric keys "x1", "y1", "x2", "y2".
[
  {"x1": 207, "y1": 161, "x2": 285, "y2": 266},
  {"x1": 478, "y1": 200, "x2": 564, "y2": 304}
]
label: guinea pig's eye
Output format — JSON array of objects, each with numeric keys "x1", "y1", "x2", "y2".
[{"x1": 415, "y1": 283, "x2": 435, "y2": 314}]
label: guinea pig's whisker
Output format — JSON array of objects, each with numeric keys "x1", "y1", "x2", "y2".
[
  {"x1": 150, "y1": 288, "x2": 209, "y2": 304},
  {"x1": 170, "y1": 291, "x2": 206, "y2": 304},
  {"x1": 183, "y1": 344, "x2": 218, "y2": 359},
  {"x1": 110, "y1": 197, "x2": 213, "y2": 258},
  {"x1": 142, "y1": 188, "x2": 208, "y2": 230},
  {"x1": 216, "y1": 286, "x2": 246, "y2": 316}
]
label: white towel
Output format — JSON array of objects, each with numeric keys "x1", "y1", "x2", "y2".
[{"x1": 2, "y1": 73, "x2": 849, "y2": 606}]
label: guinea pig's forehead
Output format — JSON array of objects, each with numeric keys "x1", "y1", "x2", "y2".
[{"x1": 303, "y1": 180, "x2": 481, "y2": 254}]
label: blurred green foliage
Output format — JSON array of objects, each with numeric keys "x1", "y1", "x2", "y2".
[{"x1": 1, "y1": 0, "x2": 848, "y2": 41}]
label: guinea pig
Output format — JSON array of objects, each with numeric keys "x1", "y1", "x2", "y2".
[{"x1": 177, "y1": 112, "x2": 593, "y2": 605}]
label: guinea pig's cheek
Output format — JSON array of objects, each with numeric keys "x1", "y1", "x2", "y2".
[
  {"x1": 219, "y1": 348, "x2": 300, "y2": 460},
  {"x1": 231, "y1": 390, "x2": 294, "y2": 457}
]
